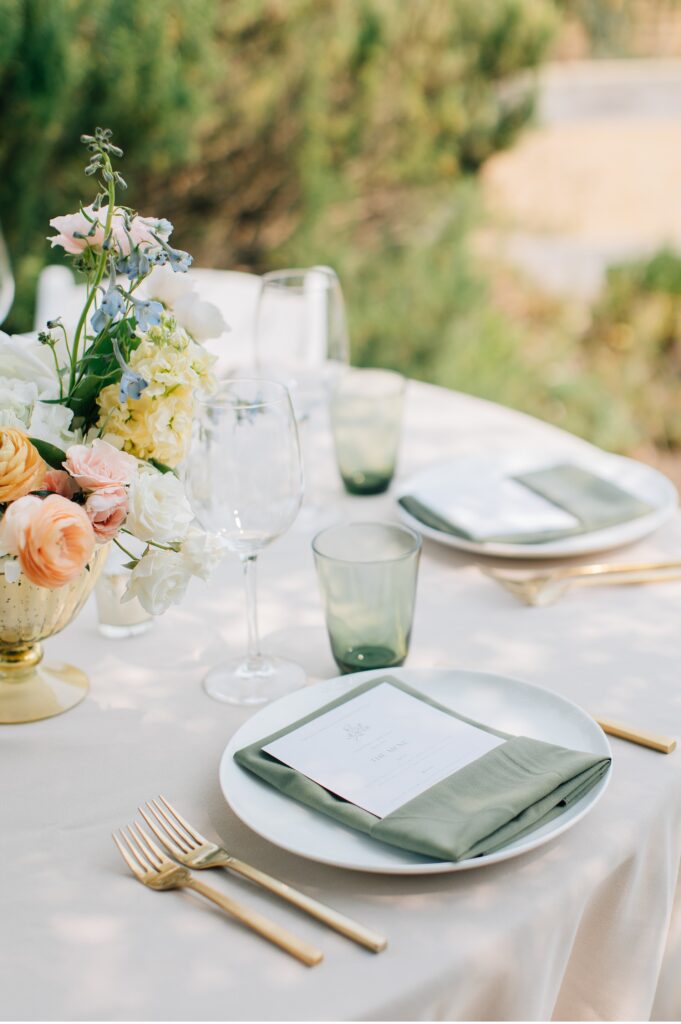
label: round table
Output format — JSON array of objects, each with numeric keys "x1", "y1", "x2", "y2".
[{"x1": 2, "y1": 382, "x2": 681, "y2": 1021}]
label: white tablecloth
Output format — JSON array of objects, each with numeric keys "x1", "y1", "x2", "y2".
[{"x1": 2, "y1": 383, "x2": 681, "y2": 1021}]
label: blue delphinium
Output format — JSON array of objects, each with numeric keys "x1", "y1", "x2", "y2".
[
  {"x1": 91, "y1": 274, "x2": 125, "y2": 333},
  {"x1": 111, "y1": 336, "x2": 148, "y2": 403},
  {"x1": 118, "y1": 367, "x2": 149, "y2": 402},
  {"x1": 131, "y1": 297, "x2": 163, "y2": 332}
]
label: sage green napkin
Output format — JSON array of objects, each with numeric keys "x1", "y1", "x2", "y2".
[
  {"x1": 399, "y1": 462, "x2": 653, "y2": 545},
  {"x1": 234, "y1": 676, "x2": 610, "y2": 862}
]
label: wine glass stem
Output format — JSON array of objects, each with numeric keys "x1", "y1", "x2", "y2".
[{"x1": 241, "y1": 554, "x2": 264, "y2": 672}]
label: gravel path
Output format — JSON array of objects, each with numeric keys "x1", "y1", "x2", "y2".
[{"x1": 482, "y1": 60, "x2": 681, "y2": 296}]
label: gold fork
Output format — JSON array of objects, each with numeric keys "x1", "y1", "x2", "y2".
[
  {"x1": 482, "y1": 559, "x2": 681, "y2": 606},
  {"x1": 112, "y1": 821, "x2": 323, "y2": 966},
  {"x1": 139, "y1": 795, "x2": 387, "y2": 953}
]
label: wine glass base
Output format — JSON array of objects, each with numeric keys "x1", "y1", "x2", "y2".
[{"x1": 202, "y1": 656, "x2": 307, "y2": 706}]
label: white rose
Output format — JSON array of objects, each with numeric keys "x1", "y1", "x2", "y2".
[
  {"x1": 140, "y1": 266, "x2": 228, "y2": 342},
  {"x1": 125, "y1": 469, "x2": 194, "y2": 543},
  {"x1": 142, "y1": 265, "x2": 194, "y2": 307},
  {"x1": 173, "y1": 295, "x2": 228, "y2": 343},
  {"x1": 123, "y1": 549, "x2": 190, "y2": 615},
  {"x1": 181, "y1": 528, "x2": 227, "y2": 581}
]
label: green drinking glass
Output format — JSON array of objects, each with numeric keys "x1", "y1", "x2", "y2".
[
  {"x1": 312, "y1": 521, "x2": 421, "y2": 674},
  {"x1": 330, "y1": 369, "x2": 406, "y2": 495}
]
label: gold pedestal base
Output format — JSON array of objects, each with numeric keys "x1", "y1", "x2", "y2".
[
  {"x1": 0, "y1": 660, "x2": 89, "y2": 724},
  {"x1": 0, "y1": 545, "x2": 108, "y2": 724}
]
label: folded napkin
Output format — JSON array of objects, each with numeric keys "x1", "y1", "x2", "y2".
[
  {"x1": 234, "y1": 676, "x2": 610, "y2": 862},
  {"x1": 400, "y1": 462, "x2": 653, "y2": 545}
]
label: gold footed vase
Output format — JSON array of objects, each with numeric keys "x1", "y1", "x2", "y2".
[{"x1": 0, "y1": 546, "x2": 108, "y2": 724}]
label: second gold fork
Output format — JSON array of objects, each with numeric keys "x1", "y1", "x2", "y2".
[{"x1": 140, "y1": 796, "x2": 387, "y2": 953}]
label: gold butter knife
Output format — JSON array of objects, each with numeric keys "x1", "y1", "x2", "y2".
[{"x1": 594, "y1": 716, "x2": 676, "y2": 754}]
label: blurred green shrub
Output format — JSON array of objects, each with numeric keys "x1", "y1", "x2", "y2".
[
  {"x1": 0, "y1": 0, "x2": 220, "y2": 328},
  {"x1": 163, "y1": 0, "x2": 557, "y2": 265},
  {"x1": 0, "y1": 0, "x2": 557, "y2": 330},
  {"x1": 584, "y1": 248, "x2": 681, "y2": 449}
]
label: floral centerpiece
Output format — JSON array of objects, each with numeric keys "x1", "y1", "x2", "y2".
[{"x1": 0, "y1": 128, "x2": 226, "y2": 722}]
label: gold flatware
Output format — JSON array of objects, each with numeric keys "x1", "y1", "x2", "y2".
[
  {"x1": 139, "y1": 795, "x2": 387, "y2": 954},
  {"x1": 112, "y1": 821, "x2": 323, "y2": 967},
  {"x1": 482, "y1": 559, "x2": 681, "y2": 606},
  {"x1": 594, "y1": 716, "x2": 676, "y2": 754}
]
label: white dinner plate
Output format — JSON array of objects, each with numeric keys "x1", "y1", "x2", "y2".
[
  {"x1": 219, "y1": 668, "x2": 612, "y2": 875},
  {"x1": 396, "y1": 451, "x2": 678, "y2": 559}
]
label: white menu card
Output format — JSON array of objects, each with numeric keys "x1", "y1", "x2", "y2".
[{"x1": 263, "y1": 683, "x2": 504, "y2": 818}]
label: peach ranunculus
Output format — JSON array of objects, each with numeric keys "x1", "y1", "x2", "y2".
[
  {"x1": 1, "y1": 494, "x2": 95, "y2": 588},
  {"x1": 0, "y1": 495, "x2": 41, "y2": 556},
  {"x1": 0, "y1": 428, "x2": 44, "y2": 502},
  {"x1": 43, "y1": 469, "x2": 79, "y2": 499},
  {"x1": 84, "y1": 485, "x2": 128, "y2": 542},
  {"x1": 63, "y1": 438, "x2": 136, "y2": 491}
]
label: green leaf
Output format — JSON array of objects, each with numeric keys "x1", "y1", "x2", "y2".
[
  {"x1": 148, "y1": 458, "x2": 177, "y2": 476},
  {"x1": 29, "y1": 438, "x2": 67, "y2": 470}
]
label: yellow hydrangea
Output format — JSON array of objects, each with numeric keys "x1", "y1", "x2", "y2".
[{"x1": 96, "y1": 316, "x2": 216, "y2": 467}]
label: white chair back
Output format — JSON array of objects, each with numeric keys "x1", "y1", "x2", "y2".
[{"x1": 34, "y1": 266, "x2": 262, "y2": 376}]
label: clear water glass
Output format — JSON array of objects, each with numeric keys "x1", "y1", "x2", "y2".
[
  {"x1": 312, "y1": 522, "x2": 421, "y2": 674},
  {"x1": 184, "y1": 379, "x2": 306, "y2": 705},
  {"x1": 330, "y1": 368, "x2": 406, "y2": 495},
  {"x1": 95, "y1": 539, "x2": 154, "y2": 638}
]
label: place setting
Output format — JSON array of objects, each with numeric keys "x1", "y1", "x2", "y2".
[{"x1": 2, "y1": 121, "x2": 681, "y2": 1023}]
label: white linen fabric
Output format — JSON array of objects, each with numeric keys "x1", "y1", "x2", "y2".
[{"x1": 1, "y1": 382, "x2": 680, "y2": 1021}]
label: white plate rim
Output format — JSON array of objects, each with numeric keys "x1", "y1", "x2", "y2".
[
  {"x1": 396, "y1": 452, "x2": 678, "y2": 559},
  {"x1": 219, "y1": 668, "x2": 612, "y2": 875}
]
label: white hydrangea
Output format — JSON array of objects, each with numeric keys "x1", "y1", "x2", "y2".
[
  {"x1": 27, "y1": 400, "x2": 76, "y2": 449},
  {"x1": 0, "y1": 333, "x2": 78, "y2": 448}
]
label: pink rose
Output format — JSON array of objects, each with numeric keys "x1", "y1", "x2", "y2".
[
  {"x1": 1, "y1": 494, "x2": 95, "y2": 588},
  {"x1": 126, "y1": 215, "x2": 171, "y2": 252},
  {"x1": 63, "y1": 439, "x2": 136, "y2": 490},
  {"x1": 43, "y1": 469, "x2": 79, "y2": 499},
  {"x1": 85, "y1": 485, "x2": 128, "y2": 542},
  {"x1": 49, "y1": 205, "x2": 172, "y2": 258},
  {"x1": 48, "y1": 204, "x2": 108, "y2": 255}
]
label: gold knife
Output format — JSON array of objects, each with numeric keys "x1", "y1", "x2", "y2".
[{"x1": 594, "y1": 716, "x2": 676, "y2": 754}]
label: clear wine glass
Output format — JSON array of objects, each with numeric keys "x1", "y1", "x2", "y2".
[
  {"x1": 254, "y1": 266, "x2": 349, "y2": 421},
  {"x1": 184, "y1": 379, "x2": 306, "y2": 705},
  {"x1": 255, "y1": 267, "x2": 349, "y2": 522},
  {"x1": 0, "y1": 221, "x2": 15, "y2": 325}
]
